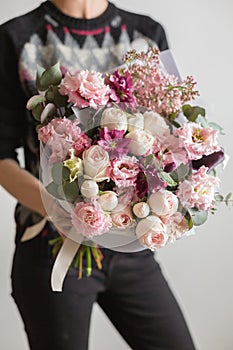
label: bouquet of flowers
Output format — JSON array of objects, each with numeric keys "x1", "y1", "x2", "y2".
[{"x1": 24, "y1": 48, "x2": 229, "y2": 291}]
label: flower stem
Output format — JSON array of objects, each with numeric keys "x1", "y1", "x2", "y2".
[{"x1": 86, "y1": 246, "x2": 92, "y2": 277}]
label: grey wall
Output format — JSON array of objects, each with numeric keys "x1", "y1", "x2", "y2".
[{"x1": 0, "y1": 1, "x2": 233, "y2": 349}]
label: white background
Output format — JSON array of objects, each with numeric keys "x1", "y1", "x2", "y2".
[{"x1": 0, "y1": 1, "x2": 233, "y2": 349}]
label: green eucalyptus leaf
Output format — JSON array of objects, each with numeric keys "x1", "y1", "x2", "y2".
[
  {"x1": 225, "y1": 192, "x2": 232, "y2": 206},
  {"x1": 51, "y1": 163, "x2": 64, "y2": 185},
  {"x1": 62, "y1": 166, "x2": 71, "y2": 181},
  {"x1": 36, "y1": 65, "x2": 46, "y2": 91},
  {"x1": 182, "y1": 104, "x2": 206, "y2": 122},
  {"x1": 170, "y1": 163, "x2": 190, "y2": 183},
  {"x1": 159, "y1": 171, "x2": 177, "y2": 187},
  {"x1": 145, "y1": 154, "x2": 156, "y2": 167},
  {"x1": 39, "y1": 63, "x2": 62, "y2": 91},
  {"x1": 32, "y1": 104, "x2": 44, "y2": 121},
  {"x1": 62, "y1": 181, "x2": 79, "y2": 202},
  {"x1": 208, "y1": 122, "x2": 224, "y2": 134},
  {"x1": 214, "y1": 194, "x2": 224, "y2": 203},
  {"x1": 46, "y1": 182, "x2": 63, "y2": 199},
  {"x1": 188, "y1": 208, "x2": 208, "y2": 226},
  {"x1": 41, "y1": 103, "x2": 57, "y2": 123},
  {"x1": 195, "y1": 115, "x2": 209, "y2": 128},
  {"x1": 27, "y1": 95, "x2": 46, "y2": 110},
  {"x1": 46, "y1": 86, "x2": 68, "y2": 107}
]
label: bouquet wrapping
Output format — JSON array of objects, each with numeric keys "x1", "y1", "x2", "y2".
[{"x1": 22, "y1": 48, "x2": 229, "y2": 291}]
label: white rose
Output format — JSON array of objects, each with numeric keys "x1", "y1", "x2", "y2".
[
  {"x1": 144, "y1": 111, "x2": 169, "y2": 137},
  {"x1": 133, "y1": 202, "x2": 150, "y2": 218},
  {"x1": 125, "y1": 130, "x2": 154, "y2": 156},
  {"x1": 127, "y1": 113, "x2": 144, "y2": 132},
  {"x1": 136, "y1": 215, "x2": 168, "y2": 250},
  {"x1": 81, "y1": 180, "x2": 99, "y2": 198},
  {"x1": 148, "y1": 190, "x2": 178, "y2": 218},
  {"x1": 98, "y1": 191, "x2": 118, "y2": 211},
  {"x1": 83, "y1": 145, "x2": 110, "y2": 182},
  {"x1": 101, "y1": 107, "x2": 127, "y2": 131}
]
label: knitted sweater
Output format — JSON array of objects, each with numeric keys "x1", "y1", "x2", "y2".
[{"x1": 0, "y1": 1, "x2": 168, "y2": 231}]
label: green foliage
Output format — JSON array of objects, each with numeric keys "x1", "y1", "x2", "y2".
[
  {"x1": 46, "y1": 86, "x2": 68, "y2": 107},
  {"x1": 36, "y1": 63, "x2": 62, "y2": 91},
  {"x1": 159, "y1": 171, "x2": 177, "y2": 187},
  {"x1": 182, "y1": 104, "x2": 206, "y2": 122},
  {"x1": 32, "y1": 104, "x2": 44, "y2": 122},
  {"x1": 188, "y1": 208, "x2": 208, "y2": 226},
  {"x1": 27, "y1": 95, "x2": 46, "y2": 110},
  {"x1": 170, "y1": 163, "x2": 191, "y2": 183}
]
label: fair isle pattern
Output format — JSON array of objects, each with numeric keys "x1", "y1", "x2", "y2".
[{"x1": 19, "y1": 19, "x2": 157, "y2": 88}]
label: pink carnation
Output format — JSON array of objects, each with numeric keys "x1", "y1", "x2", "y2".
[
  {"x1": 38, "y1": 117, "x2": 81, "y2": 144},
  {"x1": 176, "y1": 166, "x2": 220, "y2": 211},
  {"x1": 72, "y1": 132, "x2": 91, "y2": 157},
  {"x1": 59, "y1": 71, "x2": 110, "y2": 109},
  {"x1": 107, "y1": 155, "x2": 140, "y2": 187},
  {"x1": 174, "y1": 122, "x2": 220, "y2": 160},
  {"x1": 71, "y1": 201, "x2": 112, "y2": 238}
]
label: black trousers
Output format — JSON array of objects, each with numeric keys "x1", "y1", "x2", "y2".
[{"x1": 11, "y1": 230, "x2": 196, "y2": 350}]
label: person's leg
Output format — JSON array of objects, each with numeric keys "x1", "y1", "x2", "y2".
[
  {"x1": 97, "y1": 249, "x2": 196, "y2": 350},
  {"x1": 11, "y1": 232, "x2": 106, "y2": 350}
]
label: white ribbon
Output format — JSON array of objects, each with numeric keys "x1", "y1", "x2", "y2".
[
  {"x1": 51, "y1": 235, "x2": 83, "y2": 292},
  {"x1": 21, "y1": 217, "x2": 48, "y2": 242}
]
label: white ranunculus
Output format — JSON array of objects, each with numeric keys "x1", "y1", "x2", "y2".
[
  {"x1": 143, "y1": 111, "x2": 169, "y2": 137},
  {"x1": 133, "y1": 202, "x2": 150, "y2": 218},
  {"x1": 136, "y1": 215, "x2": 168, "y2": 250},
  {"x1": 148, "y1": 190, "x2": 178, "y2": 218},
  {"x1": 98, "y1": 191, "x2": 118, "y2": 211},
  {"x1": 83, "y1": 145, "x2": 109, "y2": 182},
  {"x1": 127, "y1": 112, "x2": 144, "y2": 132},
  {"x1": 125, "y1": 130, "x2": 154, "y2": 156},
  {"x1": 81, "y1": 180, "x2": 99, "y2": 198},
  {"x1": 101, "y1": 107, "x2": 127, "y2": 131}
]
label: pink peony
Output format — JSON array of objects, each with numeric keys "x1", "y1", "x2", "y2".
[
  {"x1": 176, "y1": 166, "x2": 220, "y2": 211},
  {"x1": 174, "y1": 122, "x2": 220, "y2": 160},
  {"x1": 71, "y1": 201, "x2": 112, "y2": 238},
  {"x1": 59, "y1": 70, "x2": 110, "y2": 109},
  {"x1": 107, "y1": 155, "x2": 140, "y2": 187}
]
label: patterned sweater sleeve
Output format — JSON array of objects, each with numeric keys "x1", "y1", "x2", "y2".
[{"x1": 0, "y1": 25, "x2": 27, "y2": 162}]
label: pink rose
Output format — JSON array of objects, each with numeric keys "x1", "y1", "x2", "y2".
[
  {"x1": 59, "y1": 71, "x2": 110, "y2": 109},
  {"x1": 71, "y1": 201, "x2": 112, "y2": 238},
  {"x1": 107, "y1": 155, "x2": 140, "y2": 187},
  {"x1": 174, "y1": 122, "x2": 220, "y2": 160},
  {"x1": 136, "y1": 216, "x2": 168, "y2": 250},
  {"x1": 176, "y1": 166, "x2": 220, "y2": 210},
  {"x1": 111, "y1": 204, "x2": 134, "y2": 229},
  {"x1": 148, "y1": 190, "x2": 178, "y2": 218},
  {"x1": 83, "y1": 145, "x2": 110, "y2": 182}
]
